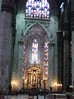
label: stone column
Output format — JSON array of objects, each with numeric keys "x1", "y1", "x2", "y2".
[
  {"x1": 71, "y1": 0, "x2": 74, "y2": 88},
  {"x1": 72, "y1": 33, "x2": 74, "y2": 87},
  {"x1": 57, "y1": 32, "x2": 63, "y2": 88},
  {"x1": 62, "y1": 6, "x2": 71, "y2": 90},
  {"x1": 0, "y1": 0, "x2": 15, "y2": 92},
  {"x1": 63, "y1": 32, "x2": 71, "y2": 91},
  {"x1": 48, "y1": 36, "x2": 55, "y2": 89},
  {"x1": 0, "y1": 0, "x2": 2, "y2": 11}
]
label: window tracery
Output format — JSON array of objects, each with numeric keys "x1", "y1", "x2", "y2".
[{"x1": 25, "y1": 0, "x2": 50, "y2": 18}]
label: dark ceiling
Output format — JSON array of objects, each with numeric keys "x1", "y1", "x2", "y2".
[
  {"x1": 15, "y1": 0, "x2": 67, "y2": 6},
  {"x1": 15, "y1": 0, "x2": 67, "y2": 15}
]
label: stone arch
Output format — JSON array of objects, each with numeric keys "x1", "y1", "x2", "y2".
[
  {"x1": 24, "y1": 23, "x2": 49, "y2": 40},
  {"x1": 21, "y1": 23, "x2": 49, "y2": 88},
  {"x1": 23, "y1": 23, "x2": 49, "y2": 65}
]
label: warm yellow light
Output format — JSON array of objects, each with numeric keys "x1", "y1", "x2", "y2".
[
  {"x1": 11, "y1": 81, "x2": 17, "y2": 86},
  {"x1": 57, "y1": 84, "x2": 62, "y2": 87},
  {"x1": 11, "y1": 81, "x2": 15, "y2": 84},
  {"x1": 25, "y1": 79, "x2": 27, "y2": 83},
  {"x1": 11, "y1": 80, "x2": 18, "y2": 91},
  {"x1": 54, "y1": 83, "x2": 57, "y2": 86}
]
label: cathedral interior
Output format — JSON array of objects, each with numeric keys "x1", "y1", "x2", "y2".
[{"x1": 0, "y1": 0, "x2": 74, "y2": 94}]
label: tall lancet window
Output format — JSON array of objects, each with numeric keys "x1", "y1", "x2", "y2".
[
  {"x1": 32, "y1": 39, "x2": 38, "y2": 63},
  {"x1": 25, "y1": 0, "x2": 50, "y2": 18},
  {"x1": 44, "y1": 39, "x2": 48, "y2": 79}
]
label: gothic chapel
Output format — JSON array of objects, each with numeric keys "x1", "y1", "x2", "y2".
[{"x1": 0, "y1": 0, "x2": 74, "y2": 93}]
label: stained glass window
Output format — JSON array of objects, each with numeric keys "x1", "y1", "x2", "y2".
[
  {"x1": 44, "y1": 39, "x2": 48, "y2": 75},
  {"x1": 25, "y1": 0, "x2": 50, "y2": 18},
  {"x1": 22, "y1": 42, "x2": 26, "y2": 78},
  {"x1": 32, "y1": 39, "x2": 38, "y2": 63}
]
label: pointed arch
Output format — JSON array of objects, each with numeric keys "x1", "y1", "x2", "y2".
[
  {"x1": 23, "y1": 23, "x2": 49, "y2": 80},
  {"x1": 24, "y1": 23, "x2": 49, "y2": 39}
]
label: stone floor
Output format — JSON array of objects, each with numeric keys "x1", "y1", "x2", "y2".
[
  {"x1": 4, "y1": 95, "x2": 48, "y2": 99},
  {"x1": 2, "y1": 93, "x2": 74, "y2": 99}
]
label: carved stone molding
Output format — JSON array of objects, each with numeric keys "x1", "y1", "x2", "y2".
[
  {"x1": 25, "y1": 23, "x2": 47, "y2": 39},
  {"x1": 18, "y1": 41, "x2": 24, "y2": 45},
  {"x1": 63, "y1": 32, "x2": 71, "y2": 40},
  {"x1": 70, "y1": 11, "x2": 74, "y2": 30}
]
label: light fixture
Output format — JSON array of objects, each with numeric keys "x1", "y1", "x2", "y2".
[
  {"x1": 60, "y1": 2, "x2": 64, "y2": 9},
  {"x1": 11, "y1": 80, "x2": 18, "y2": 91}
]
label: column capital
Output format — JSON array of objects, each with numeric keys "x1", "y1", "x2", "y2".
[
  {"x1": 18, "y1": 40, "x2": 24, "y2": 45},
  {"x1": 63, "y1": 33, "x2": 70, "y2": 40}
]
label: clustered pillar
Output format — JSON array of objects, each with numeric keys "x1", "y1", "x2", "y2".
[{"x1": 0, "y1": 0, "x2": 16, "y2": 92}]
